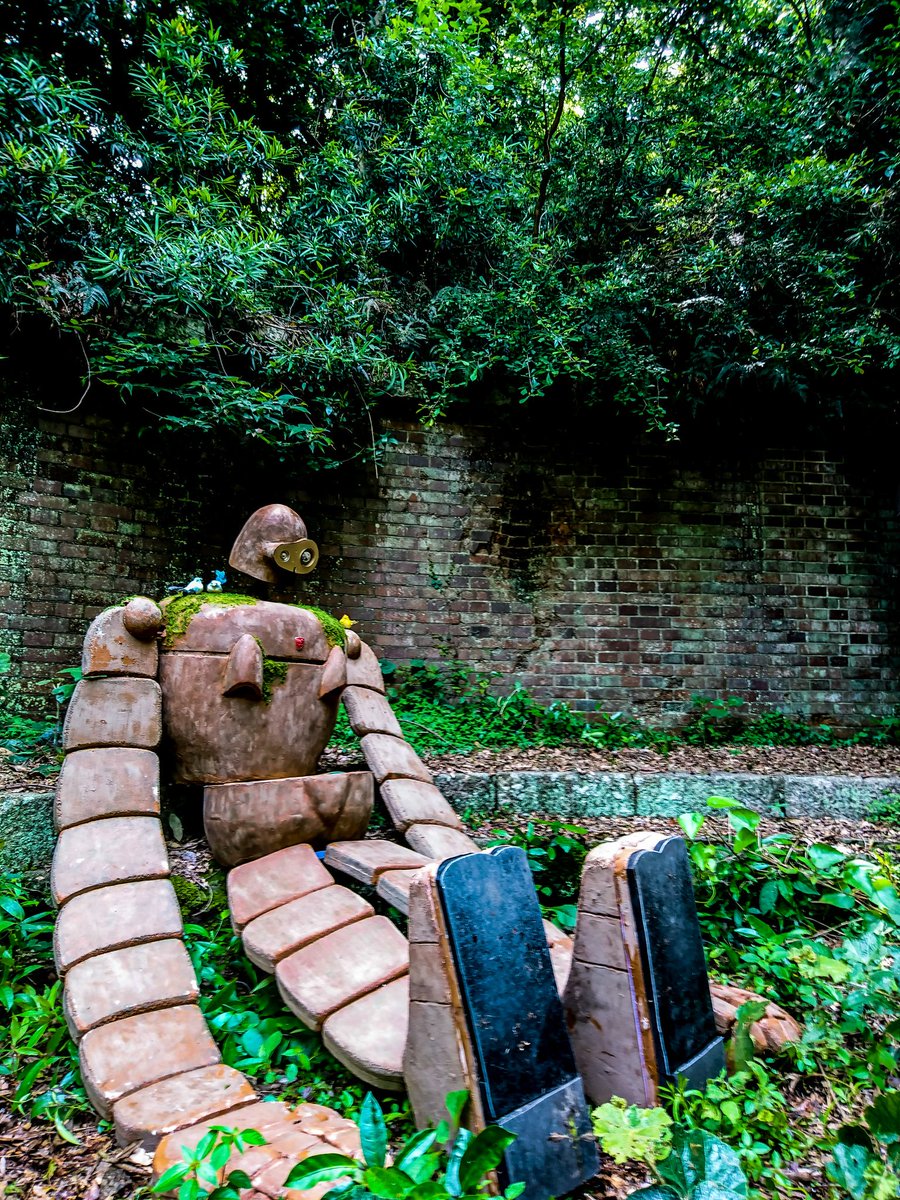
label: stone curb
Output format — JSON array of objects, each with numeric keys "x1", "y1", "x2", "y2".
[
  {"x1": 0, "y1": 790, "x2": 56, "y2": 872},
  {"x1": 433, "y1": 771, "x2": 900, "y2": 822},
  {"x1": 4, "y1": 772, "x2": 900, "y2": 870}
]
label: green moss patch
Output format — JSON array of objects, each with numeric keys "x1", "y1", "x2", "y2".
[
  {"x1": 164, "y1": 593, "x2": 257, "y2": 647},
  {"x1": 262, "y1": 657, "x2": 288, "y2": 703},
  {"x1": 295, "y1": 605, "x2": 346, "y2": 649}
]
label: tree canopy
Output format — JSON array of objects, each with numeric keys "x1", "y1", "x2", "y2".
[{"x1": 2, "y1": 0, "x2": 898, "y2": 462}]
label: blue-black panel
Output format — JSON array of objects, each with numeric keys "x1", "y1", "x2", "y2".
[
  {"x1": 627, "y1": 836, "x2": 725, "y2": 1084},
  {"x1": 436, "y1": 846, "x2": 577, "y2": 1121}
]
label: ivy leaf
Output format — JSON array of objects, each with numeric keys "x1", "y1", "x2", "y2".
[
  {"x1": 866, "y1": 1092, "x2": 900, "y2": 1144},
  {"x1": 826, "y1": 1143, "x2": 875, "y2": 1200}
]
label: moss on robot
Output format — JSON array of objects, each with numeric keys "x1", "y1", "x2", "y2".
[
  {"x1": 163, "y1": 593, "x2": 257, "y2": 647},
  {"x1": 294, "y1": 605, "x2": 346, "y2": 649},
  {"x1": 261, "y1": 657, "x2": 288, "y2": 703}
]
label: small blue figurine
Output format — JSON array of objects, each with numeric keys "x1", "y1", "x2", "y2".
[{"x1": 206, "y1": 571, "x2": 226, "y2": 593}]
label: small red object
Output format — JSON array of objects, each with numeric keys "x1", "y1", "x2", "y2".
[{"x1": 294, "y1": 636, "x2": 305, "y2": 650}]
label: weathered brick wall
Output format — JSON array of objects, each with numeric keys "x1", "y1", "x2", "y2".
[{"x1": 2, "y1": 397, "x2": 899, "y2": 723}]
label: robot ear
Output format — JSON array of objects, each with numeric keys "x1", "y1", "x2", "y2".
[{"x1": 229, "y1": 505, "x2": 309, "y2": 583}]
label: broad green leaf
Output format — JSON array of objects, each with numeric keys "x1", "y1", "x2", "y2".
[
  {"x1": 677, "y1": 813, "x2": 706, "y2": 840},
  {"x1": 284, "y1": 1154, "x2": 358, "y2": 1189},
  {"x1": 404, "y1": 1153, "x2": 443, "y2": 1185},
  {"x1": 151, "y1": 1162, "x2": 190, "y2": 1191},
  {"x1": 591, "y1": 1099, "x2": 673, "y2": 1165},
  {"x1": 458, "y1": 1125, "x2": 516, "y2": 1192},
  {"x1": 826, "y1": 1143, "x2": 874, "y2": 1200},
  {"x1": 363, "y1": 1166, "x2": 415, "y2": 1198},
  {"x1": 867, "y1": 1092, "x2": 900, "y2": 1144},
  {"x1": 0, "y1": 896, "x2": 25, "y2": 920},
  {"x1": 396, "y1": 1128, "x2": 438, "y2": 1175},
  {"x1": 732, "y1": 827, "x2": 757, "y2": 854},
  {"x1": 806, "y1": 844, "x2": 846, "y2": 871},
  {"x1": 360, "y1": 1092, "x2": 389, "y2": 1168}
]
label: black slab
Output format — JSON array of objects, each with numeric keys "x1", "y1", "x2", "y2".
[
  {"x1": 627, "y1": 836, "x2": 726, "y2": 1087},
  {"x1": 436, "y1": 847, "x2": 598, "y2": 1200},
  {"x1": 499, "y1": 1078, "x2": 597, "y2": 1199}
]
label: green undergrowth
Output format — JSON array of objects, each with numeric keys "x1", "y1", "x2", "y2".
[
  {"x1": 4, "y1": 652, "x2": 900, "y2": 775},
  {"x1": 329, "y1": 660, "x2": 900, "y2": 757},
  {"x1": 0, "y1": 866, "x2": 412, "y2": 1147},
  {"x1": 490, "y1": 800, "x2": 900, "y2": 1199},
  {"x1": 2, "y1": 799, "x2": 899, "y2": 1196}
]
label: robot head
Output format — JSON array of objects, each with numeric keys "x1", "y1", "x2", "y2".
[{"x1": 228, "y1": 504, "x2": 319, "y2": 584}]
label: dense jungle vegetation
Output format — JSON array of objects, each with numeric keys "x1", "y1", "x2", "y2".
[{"x1": 1, "y1": 0, "x2": 898, "y2": 462}]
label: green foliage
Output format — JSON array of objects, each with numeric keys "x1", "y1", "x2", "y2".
[
  {"x1": 284, "y1": 1090, "x2": 525, "y2": 1200},
  {"x1": 332, "y1": 660, "x2": 593, "y2": 754},
  {"x1": 634, "y1": 1126, "x2": 748, "y2": 1200},
  {"x1": 674, "y1": 796, "x2": 900, "y2": 1195},
  {"x1": 592, "y1": 1100, "x2": 747, "y2": 1200},
  {"x1": 828, "y1": 1093, "x2": 900, "y2": 1200},
  {"x1": 3, "y1": 0, "x2": 898, "y2": 454},
  {"x1": 486, "y1": 820, "x2": 589, "y2": 931},
  {"x1": 181, "y1": 898, "x2": 406, "y2": 1121},
  {"x1": 0, "y1": 874, "x2": 87, "y2": 1142},
  {"x1": 591, "y1": 1097, "x2": 673, "y2": 1165},
  {"x1": 151, "y1": 1124, "x2": 268, "y2": 1200},
  {"x1": 0, "y1": 662, "x2": 81, "y2": 771}
]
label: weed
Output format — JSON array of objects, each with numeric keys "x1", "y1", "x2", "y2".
[
  {"x1": 0, "y1": 874, "x2": 87, "y2": 1142},
  {"x1": 592, "y1": 1099, "x2": 748, "y2": 1198},
  {"x1": 486, "y1": 821, "x2": 589, "y2": 931}
]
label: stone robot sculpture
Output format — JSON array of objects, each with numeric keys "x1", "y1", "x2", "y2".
[{"x1": 50, "y1": 504, "x2": 798, "y2": 1196}]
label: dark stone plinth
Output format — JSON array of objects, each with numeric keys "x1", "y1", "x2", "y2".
[
  {"x1": 437, "y1": 847, "x2": 598, "y2": 1200},
  {"x1": 627, "y1": 836, "x2": 725, "y2": 1087}
]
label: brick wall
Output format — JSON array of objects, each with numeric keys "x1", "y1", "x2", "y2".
[{"x1": 2, "y1": 396, "x2": 899, "y2": 723}]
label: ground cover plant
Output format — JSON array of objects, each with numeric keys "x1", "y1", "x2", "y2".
[
  {"x1": 2, "y1": 796, "x2": 899, "y2": 1198},
  {"x1": 491, "y1": 799, "x2": 900, "y2": 1199},
  {"x1": 328, "y1": 660, "x2": 900, "y2": 757},
  {"x1": 5, "y1": 657, "x2": 900, "y2": 775}
]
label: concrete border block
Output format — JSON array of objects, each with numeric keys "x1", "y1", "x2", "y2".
[
  {"x1": 494, "y1": 771, "x2": 635, "y2": 817},
  {"x1": 433, "y1": 771, "x2": 497, "y2": 818},
  {"x1": 0, "y1": 790, "x2": 56, "y2": 871},
  {"x1": 634, "y1": 773, "x2": 784, "y2": 817},
  {"x1": 783, "y1": 775, "x2": 900, "y2": 818}
]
